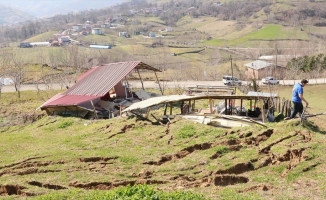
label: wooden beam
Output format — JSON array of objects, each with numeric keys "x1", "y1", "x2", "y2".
[
  {"x1": 136, "y1": 69, "x2": 145, "y2": 90},
  {"x1": 154, "y1": 71, "x2": 163, "y2": 95},
  {"x1": 90, "y1": 100, "x2": 98, "y2": 119}
]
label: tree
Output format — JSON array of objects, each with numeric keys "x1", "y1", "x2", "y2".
[{"x1": 7, "y1": 49, "x2": 28, "y2": 98}]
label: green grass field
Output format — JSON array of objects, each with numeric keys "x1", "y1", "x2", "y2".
[{"x1": 1, "y1": 84, "x2": 326, "y2": 199}]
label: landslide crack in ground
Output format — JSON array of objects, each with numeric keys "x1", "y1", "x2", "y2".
[
  {"x1": 215, "y1": 162, "x2": 254, "y2": 175},
  {"x1": 79, "y1": 156, "x2": 119, "y2": 163},
  {"x1": 238, "y1": 184, "x2": 273, "y2": 193},
  {"x1": 108, "y1": 124, "x2": 135, "y2": 139},
  {"x1": 69, "y1": 179, "x2": 167, "y2": 190},
  {"x1": 28, "y1": 181, "x2": 67, "y2": 190},
  {"x1": 257, "y1": 147, "x2": 308, "y2": 172},
  {"x1": 143, "y1": 142, "x2": 213, "y2": 165},
  {"x1": 244, "y1": 129, "x2": 274, "y2": 146},
  {"x1": 259, "y1": 131, "x2": 299, "y2": 154},
  {"x1": 0, "y1": 184, "x2": 35, "y2": 196},
  {"x1": 0, "y1": 156, "x2": 48, "y2": 170}
]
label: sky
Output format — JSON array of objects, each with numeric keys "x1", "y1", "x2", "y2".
[{"x1": 0, "y1": 0, "x2": 124, "y2": 17}]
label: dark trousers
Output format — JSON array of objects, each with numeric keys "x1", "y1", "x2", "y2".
[{"x1": 290, "y1": 101, "x2": 303, "y2": 118}]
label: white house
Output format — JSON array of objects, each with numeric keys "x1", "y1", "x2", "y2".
[
  {"x1": 72, "y1": 24, "x2": 83, "y2": 32},
  {"x1": 149, "y1": 32, "x2": 156, "y2": 38},
  {"x1": 166, "y1": 27, "x2": 173, "y2": 32},
  {"x1": 91, "y1": 28, "x2": 103, "y2": 35},
  {"x1": 119, "y1": 32, "x2": 127, "y2": 37}
]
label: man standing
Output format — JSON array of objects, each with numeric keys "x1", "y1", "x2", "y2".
[{"x1": 290, "y1": 79, "x2": 309, "y2": 119}]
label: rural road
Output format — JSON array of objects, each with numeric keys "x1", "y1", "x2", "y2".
[{"x1": 2, "y1": 79, "x2": 326, "y2": 93}]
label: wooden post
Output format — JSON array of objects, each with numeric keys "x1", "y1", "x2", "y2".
[
  {"x1": 260, "y1": 99, "x2": 265, "y2": 123},
  {"x1": 209, "y1": 98, "x2": 213, "y2": 114},
  {"x1": 169, "y1": 102, "x2": 173, "y2": 115},
  {"x1": 188, "y1": 100, "x2": 191, "y2": 113},
  {"x1": 278, "y1": 98, "x2": 281, "y2": 113},
  {"x1": 288, "y1": 101, "x2": 292, "y2": 117},
  {"x1": 90, "y1": 100, "x2": 98, "y2": 119},
  {"x1": 240, "y1": 99, "x2": 243, "y2": 115},
  {"x1": 154, "y1": 71, "x2": 163, "y2": 95},
  {"x1": 136, "y1": 69, "x2": 145, "y2": 90},
  {"x1": 250, "y1": 100, "x2": 252, "y2": 111},
  {"x1": 228, "y1": 99, "x2": 232, "y2": 115},
  {"x1": 145, "y1": 107, "x2": 151, "y2": 118},
  {"x1": 225, "y1": 99, "x2": 228, "y2": 115},
  {"x1": 281, "y1": 98, "x2": 285, "y2": 115}
]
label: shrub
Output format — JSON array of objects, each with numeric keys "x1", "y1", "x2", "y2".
[
  {"x1": 33, "y1": 184, "x2": 206, "y2": 200},
  {"x1": 177, "y1": 125, "x2": 196, "y2": 138}
]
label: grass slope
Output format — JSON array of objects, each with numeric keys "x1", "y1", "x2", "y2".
[{"x1": 1, "y1": 85, "x2": 326, "y2": 199}]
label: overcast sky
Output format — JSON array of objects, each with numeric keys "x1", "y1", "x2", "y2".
[{"x1": 0, "y1": 0, "x2": 124, "y2": 17}]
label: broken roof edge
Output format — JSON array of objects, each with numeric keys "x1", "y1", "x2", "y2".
[
  {"x1": 39, "y1": 94, "x2": 100, "y2": 110},
  {"x1": 133, "y1": 61, "x2": 162, "y2": 72},
  {"x1": 122, "y1": 94, "x2": 279, "y2": 113}
]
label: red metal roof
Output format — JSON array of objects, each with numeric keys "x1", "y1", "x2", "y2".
[
  {"x1": 40, "y1": 61, "x2": 160, "y2": 110},
  {"x1": 76, "y1": 67, "x2": 98, "y2": 82},
  {"x1": 40, "y1": 94, "x2": 100, "y2": 110},
  {"x1": 64, "y1": 61, "x2": 160, "y2": 96}
]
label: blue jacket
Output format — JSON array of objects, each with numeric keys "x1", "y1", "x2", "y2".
[{"x1": 292, "y1": 83, "x2": 303, "y2": 103}]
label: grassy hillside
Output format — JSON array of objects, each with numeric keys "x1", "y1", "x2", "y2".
[{"x1": 1, "y1": 85, "x2": 326, "y2": 199}]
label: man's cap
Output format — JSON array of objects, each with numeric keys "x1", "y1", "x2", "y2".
[{"x1": 301, "y1": 79, "x2": 308, "y2": 84}]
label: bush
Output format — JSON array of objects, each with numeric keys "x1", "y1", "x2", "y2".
[
  {"x1": 33, "y1": 184, "x2": 206, "y2": 200},
  {"x1": 177, "y1": 125, "x2": 196, "y2": 138}
]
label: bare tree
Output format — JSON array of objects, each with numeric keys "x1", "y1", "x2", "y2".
[{"x1": 7, "y1": 49, "x2": 28, "y2": 98}]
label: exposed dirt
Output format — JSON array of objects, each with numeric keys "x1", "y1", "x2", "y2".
[
  {"x1": 238, "y1": 184, "x2": 273, "y2": 193},
  {"x1": 107, "y1": 123, "x2": 135, "y2": 139},
  {"x1": 69, "y1": 179, "x2": 167, "y2": 190},
  {"x1": 215, "y1": 162, "x2": 254, "y2": 175},
  {"x1": 28, "y1": 181, "x2": 67, "y2": 190},
  {"x1": 213, "y1": 175, "x2": 249, "y2": 186},
  {"x1": 143, "y1": 142, "x2": 214, "y2": 165},
  {"x1": 0, "y1": 184, "x2": 35, "y2": 196},
  {"x1": 79, "y1": 156, "x2": 119, "y2": 162}
]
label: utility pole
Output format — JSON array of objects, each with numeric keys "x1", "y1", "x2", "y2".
[{"x1": 230, "y1": 55, "x2": 234, "y2": 86}]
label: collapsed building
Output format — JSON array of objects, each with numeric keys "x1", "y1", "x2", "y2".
[{"x1": 39, "y1": 61, "x2": 162, "y2": 118}]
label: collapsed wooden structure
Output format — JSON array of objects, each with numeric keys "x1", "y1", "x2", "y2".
[
  {"x1": 123, "y1": 90, "x2": 280, "y2": 128},
  {"x1": 39, "y1": 61, "x2": 162, "y2": 118}
]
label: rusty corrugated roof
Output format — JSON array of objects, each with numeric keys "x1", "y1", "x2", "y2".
[
  {"x1": 40, "y1": 61, "x2": 160, "y2": 110},
  {"x1": 64, "y1": 61, "x2": 160, "y2": 96},
  {"x1": 40, "y1": 94, "x2": 100, "y2": 109}
]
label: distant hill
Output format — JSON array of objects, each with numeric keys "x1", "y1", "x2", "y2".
[
  {"x1": 0, "y1": 0, "x2": 125, "y2": 18},
  {"x1": 0, "y1": 4, "x2": 35, "y2": 25}
]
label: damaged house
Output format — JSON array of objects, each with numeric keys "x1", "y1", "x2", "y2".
[{"x1": 39, "y1": 61, "x2": 162, "y2": 119}]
